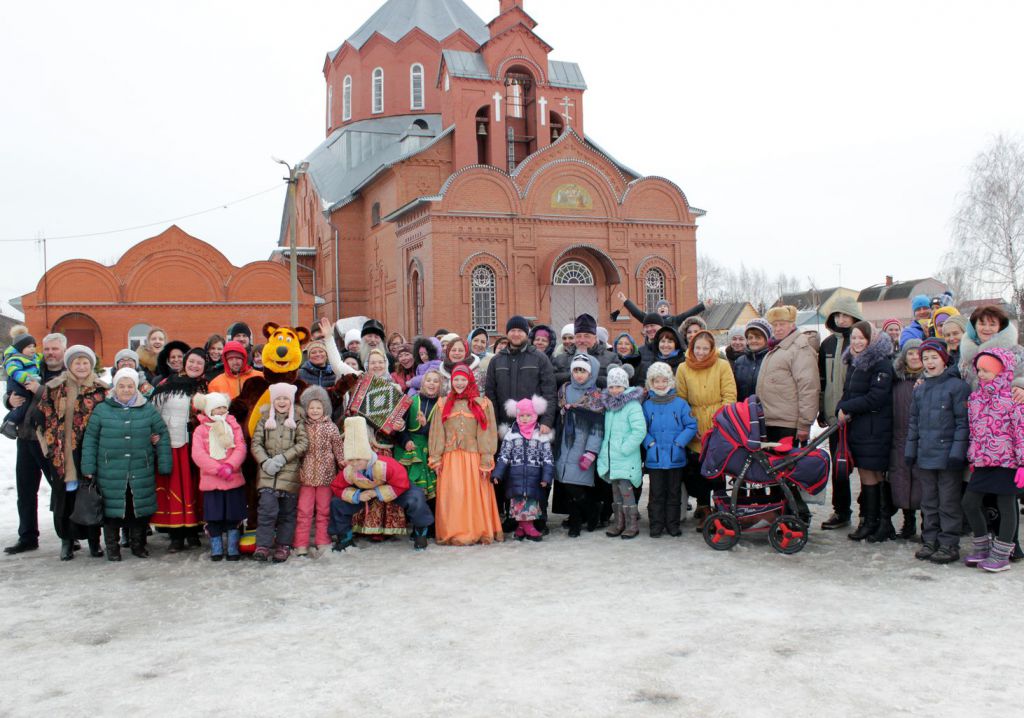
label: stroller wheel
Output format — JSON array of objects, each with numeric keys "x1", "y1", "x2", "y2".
[
  {"x1": 703, "y1": 512, "x2": 741, "y2": 551},
  {"x1": 769, "y1": 515, "x2": 808, "y2": 555}
]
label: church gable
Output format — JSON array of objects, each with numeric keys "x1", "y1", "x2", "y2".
[
  {"x1": 480, "y1": 23, "x2": 552, "y2": 77},
  {"x1": 511, "y1": 130, "x2": 629, "y2": 201}
]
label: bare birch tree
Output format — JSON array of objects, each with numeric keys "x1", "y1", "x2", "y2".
[{"x1": 952, "y1": 134, "x2": 1024, "y2": 316}]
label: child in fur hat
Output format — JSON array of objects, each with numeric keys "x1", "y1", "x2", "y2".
[
  {"x1": 250, "y1": 383, "x2": 308, "y2": 562},
  {"x1": 191, "y1": 392, "x2": 248, "y2": 561},
  {"x1": 295, "y1": 386, "x2": 345, "y2": 557},
  {"x1": 493, "y1": 396, "x2": 555, "y2": 541}
]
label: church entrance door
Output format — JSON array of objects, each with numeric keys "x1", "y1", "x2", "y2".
[{"x1": 550, "y1": 260, "x2": 598, "y2": 332}]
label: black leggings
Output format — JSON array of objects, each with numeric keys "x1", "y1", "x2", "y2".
[{"x1": 962, "y1": 491, "x2": 1017, "y2": 543}]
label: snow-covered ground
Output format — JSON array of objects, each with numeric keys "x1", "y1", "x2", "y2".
[{"x1": 1, "y1": 437, "x2": 1022, "y2": 717}]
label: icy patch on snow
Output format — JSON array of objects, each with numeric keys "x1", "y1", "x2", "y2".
[{"x1": 0, "y1": 438, "x2": 1022, "y2": 716}]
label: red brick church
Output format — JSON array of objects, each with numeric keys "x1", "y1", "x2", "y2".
[{"x1": 284, "y1": 0, "x2": 703, "y2": 335}]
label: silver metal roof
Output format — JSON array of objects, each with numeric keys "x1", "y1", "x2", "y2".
[
  {"x1": 330, "y1": 0, "x2": 490, "y2": 58},
  {"x1": 441, "y1": 49, "x2": 491, "y2": 80},
  {"x1": 548, "y1": 61, "x2": 586, "y2": 89},
  {"x1": 301, "y1": 114, "x2": 448, "y2": 210}
]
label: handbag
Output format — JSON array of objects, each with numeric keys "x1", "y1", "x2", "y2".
[
  {"x1": 70, "y1": 479, "x2": 105, "y2": 526},
  {"x1": 833, "y1": 423, "x2": 854, "y2": 487}
]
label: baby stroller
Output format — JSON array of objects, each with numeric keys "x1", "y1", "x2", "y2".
[{"x1": 699, "y1": 396, "x2": 837, "y2": 554}]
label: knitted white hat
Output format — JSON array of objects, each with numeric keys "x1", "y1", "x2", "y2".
[
  {"x1": 344, "y1": 328, "x2": 362, "y2": 347},
  {"x1": 607, "y1": 365, "x2": 630, "y2": 388},
  {"x1": 645, "y1": 362, "x2": 674, "y2": 387},
  {"x1": 570, "y1": 354, "x2": 592, "y2": 372},
  {"x1": 193, "y1": 392, "x2": 231, "y2": 419},
  {"x1": 561, "y1": 323, "x2": 576, "y2": 338},
  {"x1": 64, "y1": 344, "x2": 97, "y2": 371},
  {"x1": 112, "y1": 367, "x2": 140, "y2": 388}
]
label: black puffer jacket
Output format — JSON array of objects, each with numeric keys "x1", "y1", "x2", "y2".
[
  {"x1": 637, "y1": 326, "x2": 685, "y2": 386},
  {"x1": 485, "y1": 344, "x2": 557, "y2": 427},
  {"x1": 836, "y1": 335, "x2": 894, "y2": 471},
  {"x1": 732, "y1": 346, "x2": 769, "y2": 401}
]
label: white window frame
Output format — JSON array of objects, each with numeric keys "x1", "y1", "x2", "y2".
[
  {"x1": 410, "y1": 63, "x2": 424, "y2": 110},
  {"x1": 553, "y1": 260, "x2": 595, "y2": 286},
  {"x1": 372, "y1": 68, "x2": 384, "y2": 114},
  {"x1": 342, "y1": 75, "x2": 352, "y2": 121},
  {"x1": 471, "y1": 265, "x2": 497, "y2": 332}
]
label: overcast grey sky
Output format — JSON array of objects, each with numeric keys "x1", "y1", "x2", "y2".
[{"x1": 2, "y1": 0, "x2": 1021, "y2": 313}]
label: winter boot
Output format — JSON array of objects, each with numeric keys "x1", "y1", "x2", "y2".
[
  {"x1": 60, "y1": 538, "x2": 74, "y2": 561},
  {"x1": 332, "y1": 531, "x2": 355, "y2": 552},
  {"x1": 848, "y1": 485, "x2": 881, "y2": 541},
  {"x1": 413, "y1": 527, "x2": 429, "y2": 551},
  {"x1": 168, "y1": 536, "x2": 185, "y2": 554},
  {"x1": 567, "y1": 496, "x2": 584, "y2": 538},
  {"x1": 186, "y1": 531, "x2": 202, "y2": 549},
  {"x1": 295, "y1": 545, "x2": 309, "y2": 556},
  {"x1": 226, "y1": 529, "x2": 241, "y2": 561},
  {"x1": 980, "y1": 539, "x2": 1014, "y2": 573},
  {"x1": 272, "y1": 545, "x2": 291, "y2": 563},
  {"x1": 915, "y1": 542, "x2": 939, "y2": 561},
  {"x1": 521, "y1": 521, "x2": 542, "y2": 542},
  {"x1": 693, "y1": 506, "x2": 713, "y2": 533},
  {"x1": 103, "y1": 525, "x2": 122, "y2": 562},
  {"x1": 605, "y1": 502, "x2": 624, "y2": 538},
  {"x1": 897, "y1": 510, "x2": 917, "y2": 540},
  {"x1": 252, "y1": 546, "x2": 270, "y2": 561},
  {"x1": 867, "y1": 486, "x2": 896, "y2": 543},
  {"x1": 963, "y1": 535, "x2": 991, "y2": 567},
  {"x1": 621, "y1": 506, "x2": 640, "y2": 540},
  {"x1": 129, "y1": 524, "x2": 149, "y2": 558},
  {"x1": 929, "y1": 544, "x2": 960, "y2": 564},
  {"x1": 87, "y1": 536, "x2": 104, "y2": 558},
  {"x1": 209, "y1": 534, "x2": 225, "y2": 562},
  {"x1": 821, "y1": 512, "x2": 852, "y2": 530}
]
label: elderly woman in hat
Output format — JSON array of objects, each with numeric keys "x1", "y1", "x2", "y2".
[
  {"x1": 754, "y1": 305, "x2": 820, "y2": 443},
  {"x1": 36, "y1": 345, "x2": 109, "y2": 561}
]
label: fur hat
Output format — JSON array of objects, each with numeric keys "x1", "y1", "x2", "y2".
[
  {"x1": 343, "y1": 416, "x2": 373, "y2": 461},
  {"x1": 441, "y1": 332, "x2": 460, "y2": 344},
  {"x1": 64, "y1": 344, "x2": 97, "y2": 371},
  {"x1": 114, "y1": 348, "x2": 140, "y2": 367},
  {"x1": 344, "y1": 328, "x2": 362, "y2": 347},
  {"x1": 12, "y1": 334, "x2": 36, "y2": 353},
  {"x1": 681, "y1": 316, "x2": 708, "y2": 336},
  {"x1": 361, "y1": 319, "x2": 386, "y2": 340},
  {"x1": 645, "y1": 361, "x2": 674, "y2": 387},
  {"x1": 765, "y1": 305, "x2": 798, "y2": 323},
  {"x1": 744, "y1": 318, "x2": 773, "y2": 342},
  {"x1": 504, "y1": 395, "x2": 549, "y2": 419},
  {"x1": 641, "y1": 312, "x2": 665, "y2": 328},
  {"x1": 506, "y1": 315, "x2": 530, "y2": 334},
  {"x1": 607, "y1": 365, "x2": 631, "y2": 388},
  {"x1": 911, "y1": 294, "x2": 931, "y2": 312},
  {"x1": 574, "y1": 313, "x2": 597, "y2": 336},
  {"x1": 561, "y1": 323, "x2": 576, "y2": 338},
  {"x1": 265, "y1": 383, "x2": 297, "y2": 430},
  {"x1": 193, "y1": 391, "x2": 231, "y2": 418},
  {"x1": 112, "y1": 367, "x2": 140, "y2": 389},
  {"x1": 570, "y1": 354, "x2": 593, "y2": 372},
  {"x1": 300, "y1": 385, "x2": 333, "y2": 419}
]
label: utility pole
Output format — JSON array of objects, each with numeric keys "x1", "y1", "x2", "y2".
[{"x1": 273, "y1": 157, "x2": 309, "y2": 327}]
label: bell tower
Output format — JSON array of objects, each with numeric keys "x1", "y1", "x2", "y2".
[{"x1": 499, "y1": 0, "x2": 523, "y2": 13}]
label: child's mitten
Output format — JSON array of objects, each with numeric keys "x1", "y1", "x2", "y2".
[
  {"x1": 216, "y1": 464, "x2": 234, "y2": 480},
  {"x1": 578, "y1": 451, "x2": 596, "y2": 471},
  {"x1": 1015, "y1": 468, "x2": 1024, "y2": 489}
]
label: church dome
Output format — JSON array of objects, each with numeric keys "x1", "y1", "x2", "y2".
[{"x1": 342, "y1": 0, "x2": 490, "y2": 52}]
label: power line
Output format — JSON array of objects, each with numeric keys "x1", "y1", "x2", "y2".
[{"x1": 0, "y1": 183, "x2": 284, "y2": 243}]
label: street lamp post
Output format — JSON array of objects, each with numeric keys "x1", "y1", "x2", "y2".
[{"x1": 273, "y1": 157, "x2": 309, "y2": 327}]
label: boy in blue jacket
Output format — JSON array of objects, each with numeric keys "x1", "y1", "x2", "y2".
[
  {"x1": 905, "y1": 339, "x2": 970, "y2": 564},
  {"x1": 2, "y1": 333, "x2": 42, "y2": 438},
  {"x1": 642, "y1": 362, "x2": 698, "y2": 537}
]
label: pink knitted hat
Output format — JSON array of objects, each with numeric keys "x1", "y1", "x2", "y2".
[{"x1": 265, "y1": 383, "x2": 298, "y2": 430}]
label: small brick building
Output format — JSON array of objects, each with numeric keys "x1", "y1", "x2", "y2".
[
  {"x1": 18, "y1": 226, "x2": 315, "y2": 363},
  {"x1": 283, "y1": 0, "x2": 703, "y2": 336}
]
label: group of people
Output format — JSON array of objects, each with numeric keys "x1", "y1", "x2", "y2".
[{"x1": 2, "y1": 289, "x2": 1022, "y2": 573}]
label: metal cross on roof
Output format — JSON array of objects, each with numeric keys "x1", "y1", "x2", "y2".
[{"x1": 560, "y1": 96, "x2": 575, "y2": 127}]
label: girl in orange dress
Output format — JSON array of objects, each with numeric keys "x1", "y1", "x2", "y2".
[{"x1": 428, "y1": 364, "x2": 502, "y2": 545}]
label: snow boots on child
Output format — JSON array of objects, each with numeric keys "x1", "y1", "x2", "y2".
[
  {"x1": 979, "y1": 538, "x2": 1013, "y2": 573},
  {"x1": 964, "y1": 535, "x2": 991, "y2": 567},
  {"x1": 226, "y1": 529, "x2": 241, "y2": 562},
  {"x1": 209, "y1": 534, "x2": 225, "y2": 562},
  {"x1": 621, "y1": 506, "x2": 639, "y2": 540}
]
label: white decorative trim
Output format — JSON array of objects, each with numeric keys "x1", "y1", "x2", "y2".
[
  {"x1": 459, "y1": 251, "x2": 510, "y2": 277},
  {"x1": 496, "y1": 55, "x2": 546, "y2": 83}
]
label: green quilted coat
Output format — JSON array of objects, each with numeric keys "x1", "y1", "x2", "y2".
[{"x1": 80, "y1": 395, "x2": 172, "y2": 519}]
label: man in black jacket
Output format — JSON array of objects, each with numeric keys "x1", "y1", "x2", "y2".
[
  {"x1": 485, "y1": 315, "x2": 557, "y2": 532},
  {"x1": 553, "y1": 313, "x2": 622, "y2": 388},
  {"x1": 4, "y1": 333, "x2": 66, "y2": 554},
  {"x1": 614, "y1": 291, "x2": 712, "y2": 331}
]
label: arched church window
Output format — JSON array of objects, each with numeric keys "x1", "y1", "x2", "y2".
[
  {"x1": 410, "y1": 268, "x2": 424, "y2": 336},
  {"x1": 471, "y1": 266, "x2": 497, "y2": 332},
  {"x1": 342, "y1": 75, "x2": 352, "y2": 121},
  {"x1": 554, "y1": 260, "x2": 595, "y2": 286},
  {"x1": 128, "y1": 323, "x2": 151, "y2": 351},
  {"x1": 410, "y1": 63, "x2": 424, "y2": 110},
  {"x1": 645, "y1": 268, "x2": 666, "y2": 312},
  {"x1": 372, "y1": 67, "x2": 384, "y2": 114},
  {"x1": 371, "y1": 202, "x2": 381, "y2": 227}
]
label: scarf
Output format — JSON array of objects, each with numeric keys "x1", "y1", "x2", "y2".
[
  {"x1": 208, "y1": 415, "x2": 235, "y2": 460},
  {"x1": 152, "y1": 372, "x2": 206, "y2": 401},
  {"x1": 441, "y1": 364, "x2": 488, "y2": 429},
  {"x1": 517, "y1": 413, "x2": 538, "y2": 440},
  {"x1": 685, "y1": 332, "x2": 718, "y2": 371}
]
